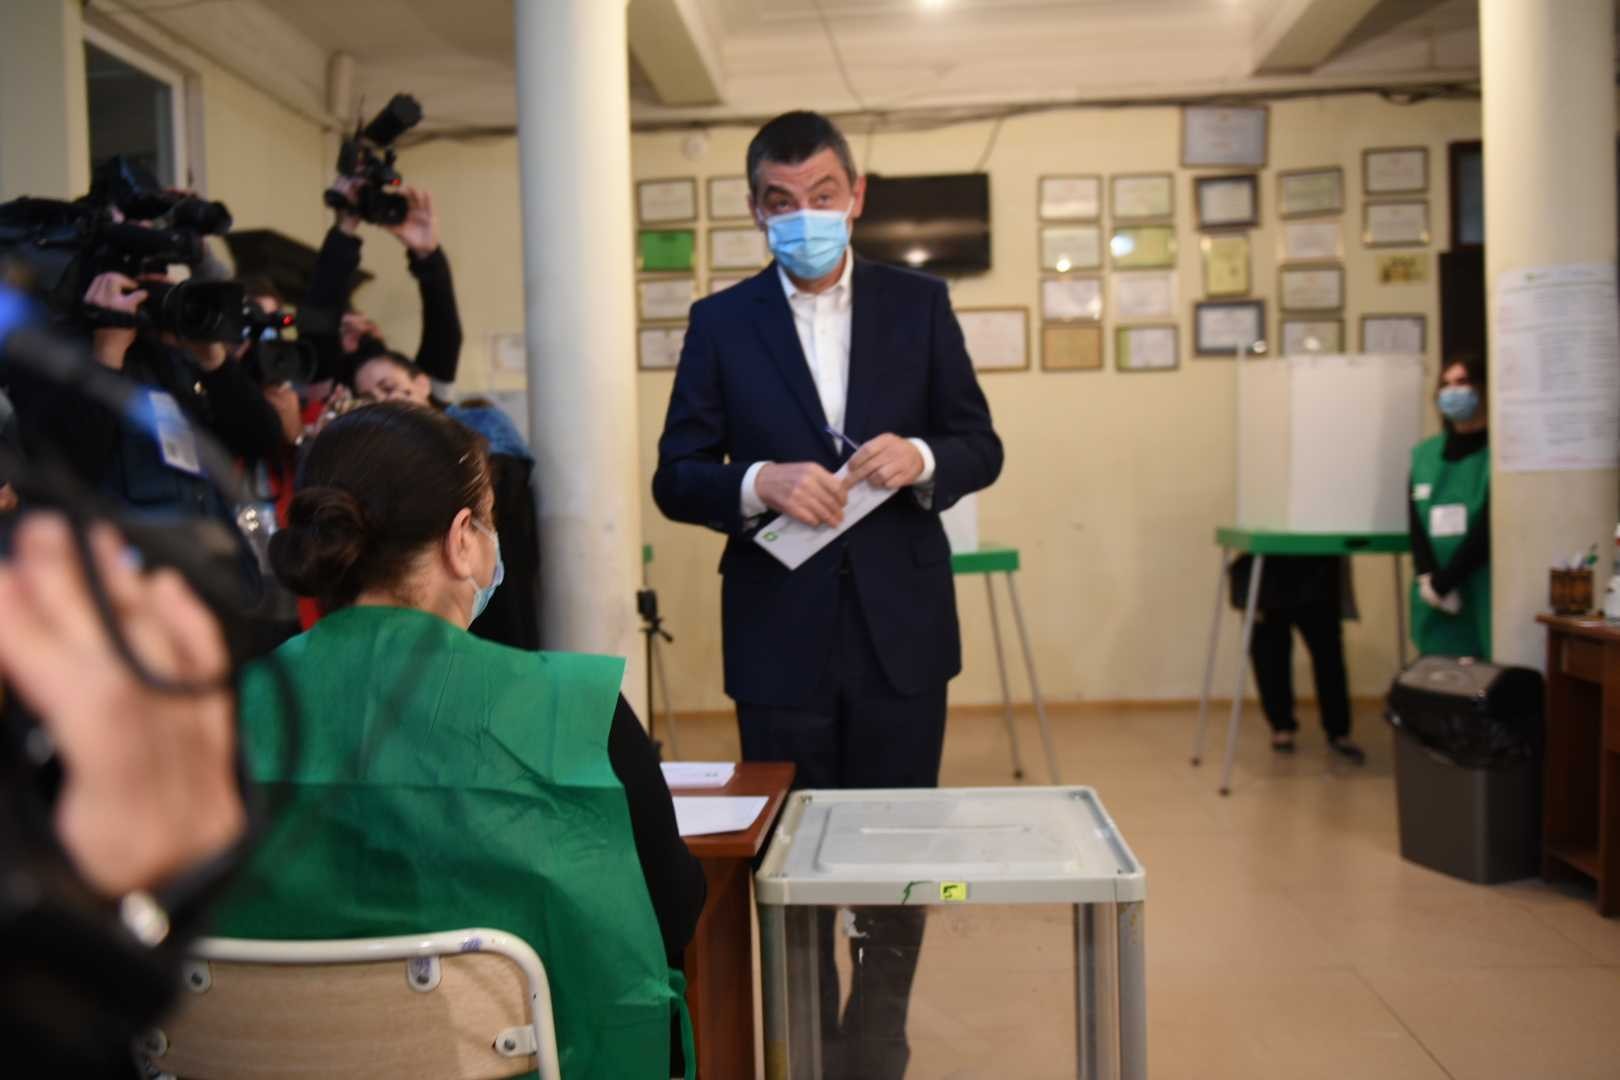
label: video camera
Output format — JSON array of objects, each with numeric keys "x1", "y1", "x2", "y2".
[
  {"x1": 0, "y1": 157, "x2": 239, "y2": 338},
  {"x1": 241, "y1": 304, "x2": 327, "y2": 386},
  {"x1": 324, "y1": 94, "x2": 424, "y2": 226}
]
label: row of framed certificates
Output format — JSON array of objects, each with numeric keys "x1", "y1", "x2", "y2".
[
  {"x1": 1039, "y1": 203, "x2": 1426, "y2": 276},
  {"x1": 634, "y1": 308, "x2": 1429, "y2": 373},
  {"x1": 638, "y1": 226, "x2": 768, "y2": 274},
  {"x1": 1039, "y1": 147, "x2": 1432, "y2": 224}
]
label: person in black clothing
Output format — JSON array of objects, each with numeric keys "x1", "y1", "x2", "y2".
[
  {"x1": 304, "y1": 179, "x2": 462, "y2": 391},
  {"x1": 1230, "y1": 555, "x2": 1366, "y2": 763},
  {"x1": 9, "y1": 270, "x2": 284, "y2": 521}
]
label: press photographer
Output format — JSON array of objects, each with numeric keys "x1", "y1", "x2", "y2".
[
  {"x1": 0, "y1": 158, "x2": 284, "y2": 524},
  {"x1": 304, "y1": 94, "x2": 464, "y2": 392}
]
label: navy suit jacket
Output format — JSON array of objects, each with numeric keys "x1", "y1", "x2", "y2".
[{"x1": 652, "y1": 258, "x2": 1003, "y2": 707}]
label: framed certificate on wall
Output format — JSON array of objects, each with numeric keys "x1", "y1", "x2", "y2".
[
  {"x1": 1281, "y1": 220, "x2": 1342, "y2": 262},
  {"x1": 1194, "y1": 174, "x2": 1259, "y2": 229},
  {"x1": 1277, "y1": 167, "x2": 1343, "y2": 218},
  {"x1": 637, "y1": 326, "x2": 685, "y2": 370},
  {"x1": 1110, "y1": 174, "x2": 1174, "y2": 221},
  {"x1": 1041, "y1": 323, "x2": 1103, "y2": 372},
  {"x1": 1181, "y1": 105, "x2": 1268, "y2": 167},
  {"x1": 1363, "y1": 146, "x2": 1429, "y2": 195},
  {"x1": 1363, "y1": 201, "x2": 1430, "y2": 247},
  {"x1": 1201, "y1": 234, "x2": 1251, "y2": 297},
  {"x1": 637, "y1": 178, "x2": 698, "y2": 225},
  {"x1": 1109, "y1": 225, "x2": 1177, "y2": 269},
  {"x1": 1040, "y1": 277, "x2": 1104, "y2": 322},
  {"x1": 1040, "y1": 224, "x2": 1103, "y2": 272},
  {"x1": 1115, "y1": 325, "x2": 1179, "y2": 373},
  {"x1": 637, "y1": 276, "x2": 696, "y2": 322},
  {"x1": 1360, "y1": 313, "x2": 1426, "y2": 354},
  {"x1": 1039, "y1": 175, "x2": 1102, "y2": 221},
  {"x1": 1194, "y1": 299, "x2": 1266, "y2": 356},
  {"x1": 638, "y1": 229, "x2": 696, "y2": 272},
  {"x1": 707, "y1": 176, "x2": 752, "y2": 221},
  {"x1": 957, "y1": 307, "x2": 1030, "y2": 372},
  {"x1": 709, "y1": 227, "x2": 769, "y2": 269},
  {"x1": 1278, "y1": 264, "x2": 1344, "y2": 312},
  {"x1": 1281, "y1": 318, "x2": 1344, "y2": 356},
  {"x1": 1112, "y1": 271, "x2": 1176, "y2": 319}
]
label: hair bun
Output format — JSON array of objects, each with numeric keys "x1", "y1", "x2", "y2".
[{"x1": 269, "y1": 485, "x2": 371, "y2": 599}]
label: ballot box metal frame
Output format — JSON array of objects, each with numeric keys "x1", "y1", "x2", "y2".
[
  {"x1": 756, "y1": 786, "x2": 1147, "y2": 1080},
  {"x1": 1190, "y1": 527, "x2": 1412, "y2": 794}
]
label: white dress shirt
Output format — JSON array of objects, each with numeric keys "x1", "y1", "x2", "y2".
[{"x1": 740, "y1": 254, "x2": 936, "y2": 518}]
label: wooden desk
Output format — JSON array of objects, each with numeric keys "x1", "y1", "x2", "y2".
[
  {"x1": 1537, "y1": 615, "x2": 1620, "y2": 916},
  {"x1": 675, "y1": 762, "x2": 795, "y2": 1079}
]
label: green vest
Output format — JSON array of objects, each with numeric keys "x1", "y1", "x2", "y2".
[
  {"x1": 1409, "y1": 433, "x2": 1492, "y2": 658},
  {"x1": 213, "y1": 606, "x2": 688, "y2": 1079}
]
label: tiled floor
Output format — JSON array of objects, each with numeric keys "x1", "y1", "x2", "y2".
[{"x1": 671, "y1": 703, "x2": 1620, "y2": 1079}]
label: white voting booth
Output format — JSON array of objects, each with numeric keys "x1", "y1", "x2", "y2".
[
  {"x1": 1236, "y1": 353, "x2": 1425, "y2": 533},
  {"x1": 1194, "y1": 351, "x2": 1426, "y2": 794}
]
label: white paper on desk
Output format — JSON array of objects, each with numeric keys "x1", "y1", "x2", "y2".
[
  {"x1": 753, "y1": 464, "x2": 899, "y2": 570},
  {"x1": 660, "y1": 762, "x2": 736, "y2": 788},
  {"x1": 673, "y1": 796, "x2": 768, "y2": 837}
]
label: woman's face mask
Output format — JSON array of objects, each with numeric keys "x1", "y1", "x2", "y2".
[{"x1": 467, "y1": 517, "x2": 504, "y2": 621}]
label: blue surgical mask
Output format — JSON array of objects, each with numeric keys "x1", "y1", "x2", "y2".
[
  {"x1": 764, "y1": 207, "x2": 851, "y2": 281},
  {"x1": 468, "y1": 518, "x2": 504, "y2": 621},
  {"x1": 1437, "y1": 385, "x2": 1480, "y2": 422}
]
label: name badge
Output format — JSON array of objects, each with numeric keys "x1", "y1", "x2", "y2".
[
  {"x1": 1412, "y1": 482, "x2": 1433, "y2": 501},
  {"x1": 1429, "y1": 503, "x2": 1468, "y2": 539},
  {"x1": 147, "y1": 390, "x2": 202, "y2": 476}
]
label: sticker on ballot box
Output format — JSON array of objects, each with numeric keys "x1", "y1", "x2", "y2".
[{"x1": 940, "y1": 882, "x2": 969, "y2": 902}]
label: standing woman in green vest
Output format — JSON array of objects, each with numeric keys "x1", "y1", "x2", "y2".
[
  {"x1": 212, "y1": 402, "x2": 705, "y2": 1079},
  {"x1": 1410, "y1": 353, "x2": 1491, "y2": 658}
]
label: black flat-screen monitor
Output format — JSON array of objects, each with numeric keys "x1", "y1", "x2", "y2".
[{"x1": 853, "y1": 173, "x2": 990, "y2": 275}]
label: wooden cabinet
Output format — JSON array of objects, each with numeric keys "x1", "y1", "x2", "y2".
[{"x1": 1538, "y1": 615, "x2": 1620, "y2": 916}]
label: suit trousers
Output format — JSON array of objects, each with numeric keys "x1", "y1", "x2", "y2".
[
  {"x1": 737, "y1": 568, "x2": 948, "y2": 1080},
  {"x1": 1247, "y1": 602, "x2": 1352, "y2": 739}
]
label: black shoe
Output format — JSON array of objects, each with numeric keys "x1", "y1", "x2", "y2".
[
  {"x1": 1270, "y1": 732, "x2": 1296, "y2": 754},
  {"x1": 1328, "y1": 737, "x2": 1366, "y2": 765}
]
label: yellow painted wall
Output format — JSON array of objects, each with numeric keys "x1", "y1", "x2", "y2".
[
  {"x1": 80, "y1": 14, "x2": 329, "y2": 248},
  {"x1": 363, "y1": 94, "x2": 1482, "y2": 712}
]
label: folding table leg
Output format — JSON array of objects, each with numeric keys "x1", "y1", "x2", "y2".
[
  {"x1": 984, "y1": 574, "x2": 1026, "y2": 780},
  {"x1": 1192, "y1": 548, "x2": 1233, "y2": 766},
  {"x1": 1218, "y1": 554, "x2": 1264, "y2": 796},
  {"x1": 1006, "y1": 571, "x2": 1061, "y2": 784}
]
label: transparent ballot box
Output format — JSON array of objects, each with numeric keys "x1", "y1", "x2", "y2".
[{"x1": 756, "y1": 787, "x2": 1146, "y2": 1080}]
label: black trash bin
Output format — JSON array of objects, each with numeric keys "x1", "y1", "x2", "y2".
[{"x1": 1385, "y1": 656, "x2": 1544, "y2": 884}]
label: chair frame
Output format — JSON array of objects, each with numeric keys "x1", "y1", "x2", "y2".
[{"x1": 170, "y1": 927, "x2": 562, "y2": 1079}]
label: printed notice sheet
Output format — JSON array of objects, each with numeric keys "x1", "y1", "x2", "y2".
[
  {"x1": 754, "y1": 465, "x2": 899, "y2": 570},
  {"x1": 1493, "y1": 263, "x2": 1620, "y2": 472}
]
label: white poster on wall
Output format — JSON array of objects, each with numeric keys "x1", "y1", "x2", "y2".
[{"x1": 1493, "y1": 263, "x2": 1620, "y2": 473}]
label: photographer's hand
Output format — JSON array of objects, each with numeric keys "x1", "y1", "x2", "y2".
[
  {"x1": 386, "y1": 186, "x2": 440, "y2": 258},
  {"x1": 0, "y1": 514, "x2": 244, "y2": 899},
  {"x1": 327, "y1": 175, "x2": 364, "y2": 236},
  {"x1": 82, "y1": 272, "x2": 147, "y2": 371}
]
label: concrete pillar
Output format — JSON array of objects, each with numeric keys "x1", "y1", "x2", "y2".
[
  {"x1": 514, "y1": 0, "x2": 647, "y2": 715},
  {"x1": 0, "y1": 0, "x2": 90, "y2": 201},
  {"x1": 1481, "y1": 0, "x2": 1618, "y2": 667}
]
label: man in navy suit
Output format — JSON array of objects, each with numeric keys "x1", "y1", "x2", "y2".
[{"x1": 653, "y1": 111, "x2": 1002, "y2": 1078}]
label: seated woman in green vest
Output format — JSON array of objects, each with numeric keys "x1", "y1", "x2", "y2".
[
  {"x1": 1410, "y1": 353, "x2": 1491, "y2": 658},
  {"x1": 212, "y1": 401, "x2": 705, "y2": 1079}
]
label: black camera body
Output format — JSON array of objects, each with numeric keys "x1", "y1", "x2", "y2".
[
  {"x1": 0, "y1": 158, "x2": 267, "y2": 347},
  {"x1": 325, "y1": 94, "x2": 423, "y2": 226},
  {"x1": 241, "y1": 306, "x2": 319, "y2": 386}
]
